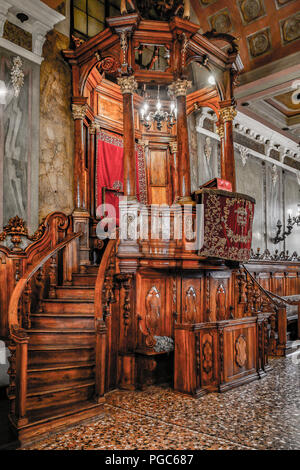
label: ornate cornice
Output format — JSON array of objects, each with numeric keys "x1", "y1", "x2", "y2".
[
  {"x1": 117, "y1": 75, "x2": 138, "y2": 95},
  {"x1": 220, "y1": 106, "x2": 237, "y2": 123},
  {"x1": 168, "y1": 79, "x2": 192, "y2": 98},
  {"x1": 89, "y1": 121, "x2": 101, "y2": 135},
  {"x1": 72, "y1": 104, "x2": 88, "y2": 120}
]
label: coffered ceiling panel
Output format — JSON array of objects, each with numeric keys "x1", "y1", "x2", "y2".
[{"x1": 191, "y1": 0, "x2": 300, "y2": 73}]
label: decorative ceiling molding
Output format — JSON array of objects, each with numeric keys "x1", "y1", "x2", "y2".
[
  {"x1": 194, "y1": 108, "x2": 300, "y2": 178},
  {"x1": 0, "y1": 0, "x2": 64, "y2": 61}
]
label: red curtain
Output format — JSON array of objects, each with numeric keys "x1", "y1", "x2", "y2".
[{"x1": 96, "y1": 132, "x2": 147, "y2": 224}]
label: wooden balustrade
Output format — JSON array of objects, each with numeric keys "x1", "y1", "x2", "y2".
[
  {"x1": 240, "y1": 265, "x2": 298, "y2": 356},
  {"x1": 0, "y1": 212, "x2": 72, "y2": 339},
  {"x1": 94, "y1": 237, "x2": 118, "y2": 400}
]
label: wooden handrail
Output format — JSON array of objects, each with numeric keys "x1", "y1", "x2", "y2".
[
  {"x1": 241, "y1": 264, "x2": 285, "y2": 309},
  {"x1": 8, "y1": 232, "x2": 82, "y2": 330},
  {"x1": 94, "y1": 238, "x2": 117, "y2": 322},
  {"x1": 264, "y1": 289, "x2": 300, "y2": 305}
]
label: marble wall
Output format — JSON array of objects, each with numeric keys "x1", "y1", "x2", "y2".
[
  {"x1": 0, "y1": 48, "x2": 40, "y2": 233},
  {"x1": 188, "y1": 112, "x2": 300, "y2": 254},
  {"x1": 39, "y1": 30, "x2": 74, "y2": 220}
]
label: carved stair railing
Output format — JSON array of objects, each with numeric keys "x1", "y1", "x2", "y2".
[
  {"x1": 94, "y1": 237, "x2": 118, "y2": 400},
  {"x1": 0, "y1": 212, "x2": 73, "y2": 339},
  {"x1": 7, "y1": 231, "x2": 82, "y2": 427},
  {"x1": 240, "y1": 265, "x2": 288, "y2": 356}
]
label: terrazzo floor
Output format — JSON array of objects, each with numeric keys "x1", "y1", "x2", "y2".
[{"x1": 25, "y1": 356, "x2": 300, "y2": 450}]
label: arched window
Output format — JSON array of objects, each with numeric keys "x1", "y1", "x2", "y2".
[{"x1": 72, "y1": 0, "x2": 121, "y2": 39}]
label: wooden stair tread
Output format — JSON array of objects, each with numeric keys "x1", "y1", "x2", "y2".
[
  {"x1": 26, "y1": 400, "x2": 103, "y2": 426},
  {"x1": 30, "y1": 313, "x2": 94, "y2": 317},
  {"x1": 28, "y1": 344, "x2": 94, "y2": 351},
  {"x1": 27, "y1": 328, "x2": 95, "y2": 333},
  {"x1": 56, "y1": 286, "x2": 94, "y2": 291},
  {"x1": 43, "y1": 299, "x2": 94, "y2": 303},
  {"x1": 27, "y1": 378, "x2": 95, "y2": 396},
  {"x1": 28, "y1": 361, "x2": 95, "y2": 372},
  {"x1": 73, "y1": 273, "x2": 97, "y2": 277}
]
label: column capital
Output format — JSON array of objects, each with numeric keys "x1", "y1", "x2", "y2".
[
  {"x1": 72, "y1": 103, "x2": 88, "y2": 120},
  {"x1": 117, "y1": 75, "x2": 138, "y2": 95},
  {"x1": 219, "y1": 106, "x2": 237, "y2": 123},
  {"x1": 168, "y1": 79, "x2": 192, "y2": 97},
  {"x1": 169, "y1": 141, "x2": 178, "y2": 154},
  {"x1": 89, "y1": 121, "x2": 101, "y2": 134}
]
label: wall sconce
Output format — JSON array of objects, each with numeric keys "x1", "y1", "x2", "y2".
[{"x1": 272, "y1": 207, "x2": 300, "y2": 244}]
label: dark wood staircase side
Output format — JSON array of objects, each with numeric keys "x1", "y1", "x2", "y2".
[{"x1": 5, "y1": 229, "x2": 114, "y2": 446}]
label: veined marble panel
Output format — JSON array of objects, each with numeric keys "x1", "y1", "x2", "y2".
[
  {"x1": 266, "y1": 162, "x2": 284, "y2": 252},
  {"x1": 283, "y1": 170, "x2": 300, "y2": 253},
  {"x1": 235, "y1": 151, "x2": 265, "y2": 251},
  {"x1": 0, "y1": 47, "x2": 39, "y2": 233}
]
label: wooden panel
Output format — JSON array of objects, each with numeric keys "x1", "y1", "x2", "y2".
[
  {"x1": 181, "y1": 276, "x2": 203, "y2": 323},
  {"x1": 197, "y1": 329, "x2": 218, "y2": 390},
  {"x1": 149, "y1": 149, "x2": 168, "y2": 186},
  {"x1": 98, "y1": 94, "x2": 123, "y2": 124},
  {"x1": 271, "y1": 272, "x2": 285, "y2": 296},
  {"x1": 136, "y1": 272, "x2": 173, "y2": 350},
  {"x1": 223, "y1": 321, "x2": 257, "y2": 386},
  {"x1": 208, "y1": 272, "x2": 232, "y2": 322}
]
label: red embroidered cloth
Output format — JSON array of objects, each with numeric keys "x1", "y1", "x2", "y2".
[
  {"x1": 96, "y1": 131, "x2": 147, "y2": 223},
  {"x1": 197, "y1": 189, "x2": 255, "y2": 262}
]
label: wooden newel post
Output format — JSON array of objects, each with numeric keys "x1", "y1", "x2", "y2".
[
  {"x1": 117, "y1": 75, "x2": 138, "y2": 200},
  {"x1": 168, "y1": 79, "x2": 192, "y2": 203},
  {"x1": 95, "y1": 320, "x2": 107, "y2": 402},
  {"x1": 11, "y1": 328, "x2": 29, "y2": 426},
  {"x1": 277, "y1": 306, "x2": 287, "y2": 353},
  {"x1": 72, "y1": 101, "x2": 88, "y2": 210},
  {"x1": 219, "y1": 103, "x2": 237, "y2": 192}
]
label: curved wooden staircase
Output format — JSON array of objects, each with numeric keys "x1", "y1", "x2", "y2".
[
  {"x1": 8, "y1": 263, "x2": 106, "y2": 445},
  {"x1": 5, "y1": 220, "x2": 113, "y2": 446}
]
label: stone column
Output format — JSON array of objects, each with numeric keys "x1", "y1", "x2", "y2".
[
  {"x1": 219, "y1": 104, "x2": 237, "y2": 192},
  {"x1": 168, "y1": 79, "x2": 192, "y2": 204},
  {"x1": 117, "y1": 75, "x2": 138, "y2": 201}
]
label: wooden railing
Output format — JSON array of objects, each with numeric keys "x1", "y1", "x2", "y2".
[
  {"x1": 240, "y1": 265, "x2": 289, "y2": 356},
  {"x1": 7, "y1": 232, "x2": 82, "y2": 426},
  {"x1": 94, "y1": 237, "x2": 118, "y2": 400},
  {"x1": 0, "y1": 212, "x2": 72, "y2": 339}
]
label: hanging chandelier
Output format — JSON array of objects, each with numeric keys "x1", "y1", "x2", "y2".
[{"x1": 140, "y1": 85, "x2": 177, "y2": 131}]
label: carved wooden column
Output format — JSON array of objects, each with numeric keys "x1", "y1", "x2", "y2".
[
  {"x1": 219, "y1": 103, "x2": 237, "y2": 192},
  {"x1": 169, "y1": 141, "x2": 179, "y2": 202},
  {"x1": 72, "y1": 101, "x2": 88, "y2": 211},
  {"x1": 216, "y1": 119, "x2": 225, "y2": 177},
  {"x1": 117, "y1": 75, "x2": 138, "y2": 200},
  {"x1": 117, "y1": 75, "x2": 141, "y2": 265},
  {"x1": 168, "y1": 79, "x2": 192, "y2": 203},
  {"x1": 89, "y1": 121, "x2": 100, "y2": 218},
  {"x1": 72, "y1": 101, "x2": 90, "y2": 269}
]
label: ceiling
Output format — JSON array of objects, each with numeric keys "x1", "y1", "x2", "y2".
[
  {"x1": 190, "y1": 0, "x2": 300, "y2": 143},
  {"x1": 40, "y1": 1, "x2": 300, "y2": 143}
]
